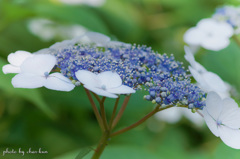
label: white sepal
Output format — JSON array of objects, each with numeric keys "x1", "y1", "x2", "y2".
[
  {"x1": 45, "y1": 73, "x2": 75, "y2": 91},
  {"x1": 12, "y1": 73, "x2": 46, "y2": 89}
]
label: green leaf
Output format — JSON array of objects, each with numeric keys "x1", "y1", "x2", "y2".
[{"x1": 0, "y1": 58, "x2": 55, "y2": 119}]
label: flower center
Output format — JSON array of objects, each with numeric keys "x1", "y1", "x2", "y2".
[
  {"x1": 207, "y1": 32, "x2": 214, "y2": 37},
  {"x1": 216, "y1": 120, "x2": 222, "y2": 126},
  {"x1": 101, "y1": 85, "x2": 107, "y2": 90},
  {"x1": 44, "y1": 72, "x2": 49, "y2": 78}
]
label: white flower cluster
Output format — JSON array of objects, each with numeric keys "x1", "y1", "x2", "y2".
[
  {"x1": 28, "y1": 18, "x2": 88, "y2": 42},
  {"x1": 2, "y1": 32, "x2": 135, "y2": 98},
  {"x1": 184, "y1": 46, "x2": 240, "y2": 149},
  {"x1": 184, "y1": 18, "x2": 234, "y2": 52},
  {"x1": 3, "y1": 52, "x2": 75, "y2": 91},
  {"x1": 184, "y1": 46, "x2": 231, "y2": 98},
  {"x1": 213, "y1": 6, "x2": 240, "y2": 34},
  {"x1": 203, "y1": 92, "x2": 240, "y2": 149}
]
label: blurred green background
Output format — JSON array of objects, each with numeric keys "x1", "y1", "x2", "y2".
[{"x1": 0, "y1": 0, "x2": 240, "y2": 158}]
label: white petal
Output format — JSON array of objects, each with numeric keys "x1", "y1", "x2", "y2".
[
  {"x1": 34, "y1": 48, "x2": 56, "y2": 55},
  {"x1": 203, "y1": 107, "x2": 219, "y2": 137},
  {"x1": 45, "y1": 73, "x2": 75, "y2": 91},
  {"x1": 2, "y1": 64, "x2": 21, "y2": 74},
  {"x1": 184, "y1": 46, "x2": 196, "y2": 66},
  {"x1": 217, "y1": 92, "x2": 231, "y2": 99},
  {"x1": 189, "y1": 66, "x2": 209, "y2": 90},
  {"x1": 97, "y1": 71, "x2": 122, "y2": 89},
  {"x1": 75, "y1": 70, "x2": 100, "y2": 87},
  {"x1": 21, "y1": 54, "x2": 56, "y2": 75},
  {"x1": 8, "y1": 51, "x2": 32, "y2": 66},
  {"x1": 197, "y1": 18, "x2": 218, "y2": 33},
  {"x1": 84, "y1": 85, "x2": 118, "y2": 98},
  {"x1": 183, "y1": 27, "x2": 207, "y2": 46},
  {"x1": 212, "y1": 22, "x2": 234, "y2": 38},
  {"x1": 219, "y1": 126, "x2": 240, "y2": 149},
  {"x1": 194, "y1": 62, "x2": 207, "y2": 73},
  {"x1": 107, "y1": 85, "x2": 136, "y2": 94},
  {"x1": 205, "y1": 91, "x2": 223, "y2": 120},
  {"x1": 184, "y1": 46, "x2": 207, "y2": 73},
  {"x1": 106, "y1": 41, "x2": 131, "y2": 47},
  {"x1": 219, "y1": 98, "x2": 240, "y2": 129},
  {"x1": 197, "y1": 19, "x2": 233, "y2": 37},
  {"x1": 50, "y1": 39, "x2": 75, "y2": 50},
  {"x1": 201, "y1": 72, "x2": 229, "y2": 93},
  {"x1": 74, "y1": 32, "x2": 110, "y2": 46},
  {"x1": 201, "y1": 36, "x2": 230, "y2": 51},
  {"x1": 11, "y1": 73, "x2": 45, "y2": 88}
]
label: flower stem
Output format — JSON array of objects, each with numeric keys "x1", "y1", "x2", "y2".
[
  {"x1": 93, "y1": 93, "x2": 102, "y2": 103},
  {"x1": 110, "y1": 105, "x2": 173, "y2": 137},
  {"x1": 109, "y1": 97, "x2": 120, "y2": 129},
  {"x1": 91, "y1": 130, "x2": 111, "y2": 159},
  {"x1": 100, "y1": 97, "x2": 109, "y2": 130},
  {"x1": 233, "y1": 35, "x2": 240, "y2": 46},
  {"x1": 112, "y1": 95, "x2": 131, "y2": 129},
  {"x1": 84, "y1": 88, "x2": 104, "y2": 132}
]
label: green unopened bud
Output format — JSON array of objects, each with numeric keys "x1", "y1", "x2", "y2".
[
  {"x1": 75, "y1": 81, "x2": 81, "y2": 86},
  {"x1": 152, "y1": 100, "x2": 156, "y2": 104},
  {"x1": 72, "y1": 80, "x2": 77, "y2": 84},
  {"x1": 161, "y1": 104, "x2": 166, "y2": 108},
  {"x1": 191, "y1": 108, "x2": 197, "y2": 113}
]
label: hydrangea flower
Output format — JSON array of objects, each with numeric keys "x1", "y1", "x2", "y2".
[
  {"x1": 203, "y1": 92, "x2": 240, "y2": 149},
  {"x1": 184, "y1": 46, "x2": 231, "y2": 98},
  {"x1": 184, "y1": 18, "x2": 234, "y2": 51},
  {"x1": 4, "y1": 32, "x2": 206, "y2": 110},
  {"x1": 49, "y1": 32, "x2": 205, "y2": 109},
  {"x1": 2, "y1": 51, "x2": 33, "y2": 74},
  {"x1": 11, "y1": 54, "x2": 75, "y2": 92},
  {"x1": 213, "y1": 6, "x2": 240, "y2": 34},
  {"x1": 76, "y1": 70, "x2": 136, "y2": 98}
]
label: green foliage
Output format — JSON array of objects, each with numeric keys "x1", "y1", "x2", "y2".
[
  {"x1": 0, "y1": 0, "x2": 239, "y2": 158},
  {"x1": 0, "y1": 58, "x2": 55, "y2": 118}
]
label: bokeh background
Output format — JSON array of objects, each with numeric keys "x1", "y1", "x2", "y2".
[{"x1": 0, "y1": 0, "x2": 240, "y2": 158}]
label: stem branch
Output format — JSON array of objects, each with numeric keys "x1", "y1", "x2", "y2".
[
  {"x1": 110, "y1": 105, "x2": 174, "y2": 137},
  {"x1": 92, "y1": 93, "x2": 102, "y2": 103},
  {"x1": 84, "y1": 88, "x2": 104, "y2": 132},
  {"x1": 112, "y1": 95, "x2": 131, "y2": 129},
  {"x1": 233, "y1": 35, "x2": 240, "y2": 46},
  {"x1": 100, "y1": 97, "x2": 109, "y2": 130},
  {"x1": 109, "y1": 97, "x2": 120, "y2": 129}
]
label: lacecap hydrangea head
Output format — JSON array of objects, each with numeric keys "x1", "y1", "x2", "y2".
[{"x1": 47, "y1": 32, "x2": 206, "y2": 110}]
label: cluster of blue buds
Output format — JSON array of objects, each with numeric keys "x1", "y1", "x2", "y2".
[{"x1": 49, "y1": 33, "x2": 206, "y2": 110}]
